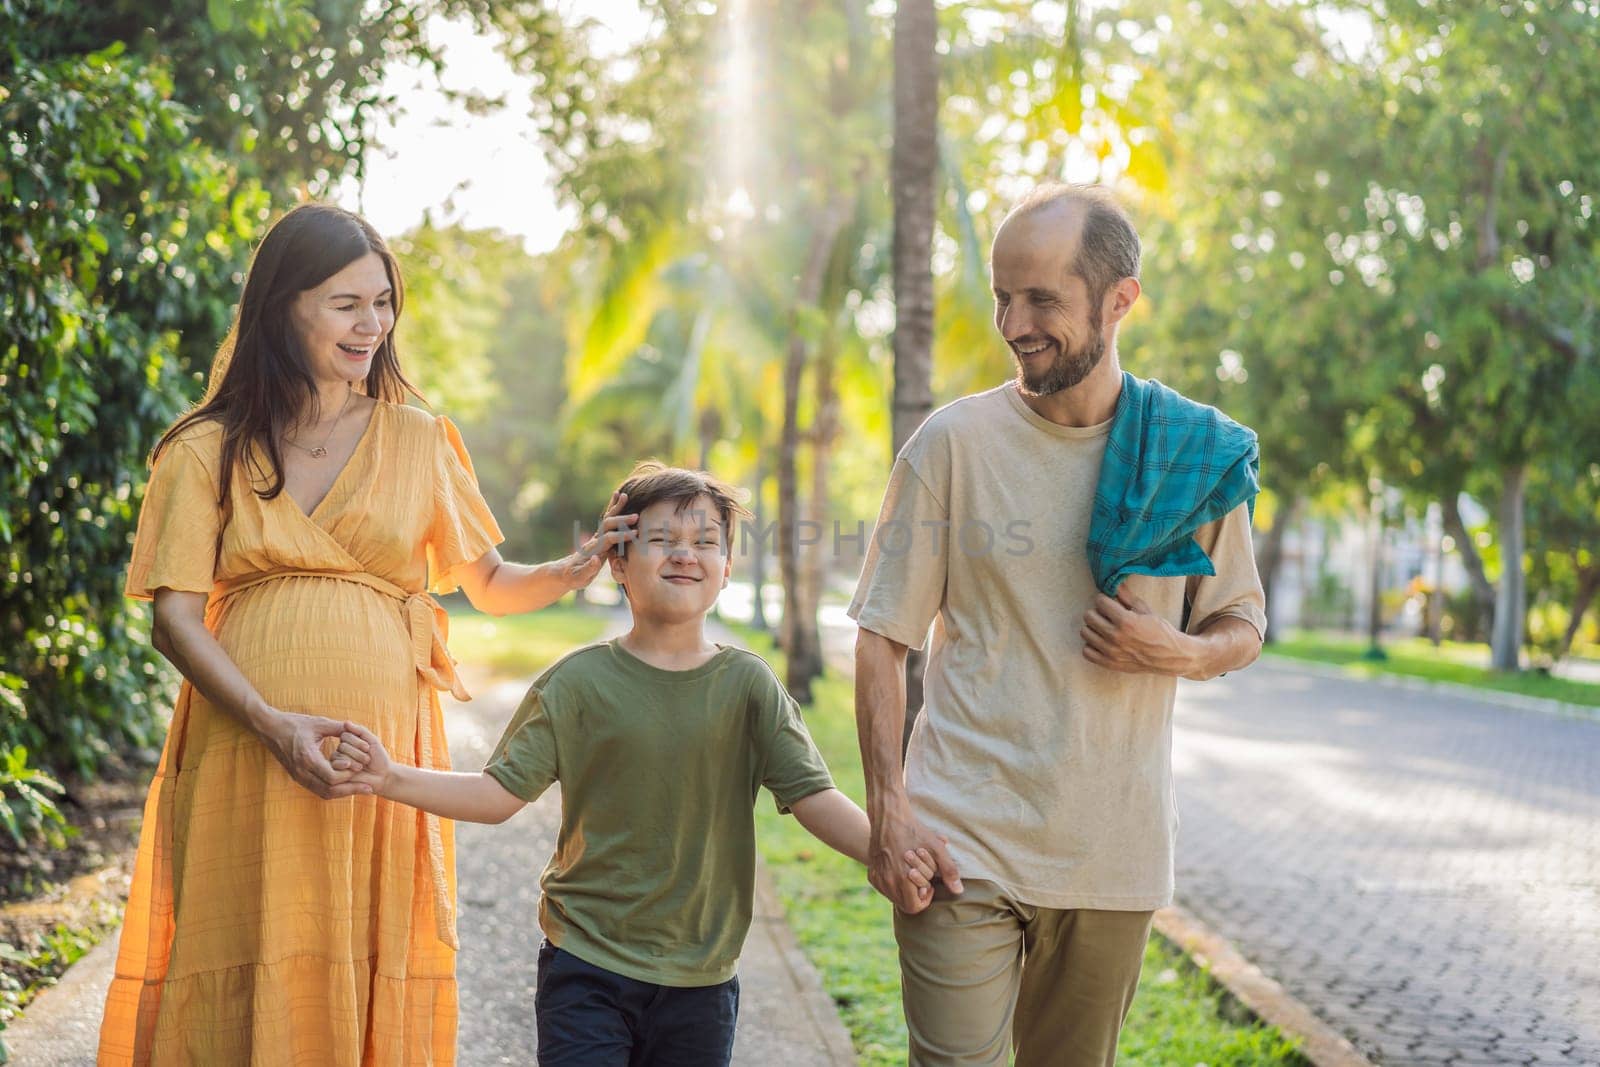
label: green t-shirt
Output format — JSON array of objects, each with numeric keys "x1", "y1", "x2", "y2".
[{"x1": 484, "y1": 639, "x2": 835, "y2": 987}]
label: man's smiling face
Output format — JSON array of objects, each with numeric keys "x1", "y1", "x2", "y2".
[{"x1": 990, "y1": 203, "x2": 1106, "y2": 397}]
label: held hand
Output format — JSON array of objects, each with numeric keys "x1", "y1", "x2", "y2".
[
  {"x1": 1081, "y1": 586, "x2": 1195, "y2": 675},
  {"x1": 869, "y1": 807, "x2": 962, "y2": 914},
  {"x1": 260, "y1": 711, "x2": 372, "y2": 799},
  {"x1": 904, "y1": 847, "x2": 938, "y2": 908},
  {"x1": 333, "y1": 722, "x2": 392, "y2": 795},
  {"x1": 557, "y1": 491, "x2": 639, "y2": 591}
]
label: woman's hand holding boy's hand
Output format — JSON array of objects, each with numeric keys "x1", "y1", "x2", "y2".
[
  {"x1": 331, "y1": 722, "x2": 391, "y2": 795},
  {"x1": 262, "y1": 711, "x2": 373, "y2": 799}
]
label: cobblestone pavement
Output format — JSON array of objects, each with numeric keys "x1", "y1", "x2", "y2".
[{"x1": 1173, "y1": 659, "x2": 1600, "y2": 1065}]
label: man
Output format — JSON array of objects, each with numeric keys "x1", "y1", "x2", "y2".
[{"x1": 850, "y1": 183, "x2": 1267, "y2": 1066}]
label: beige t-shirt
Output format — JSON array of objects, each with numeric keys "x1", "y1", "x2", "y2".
[{"x1": 847, "y1": 382, "x2": 1267, "y2": 910}]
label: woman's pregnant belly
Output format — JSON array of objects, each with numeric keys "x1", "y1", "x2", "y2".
[{"x1": 210, "y1": 575, "x2": 419, "y2": 739}]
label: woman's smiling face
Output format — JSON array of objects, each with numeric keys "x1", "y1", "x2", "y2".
[{"x1": 289, "y1": 251, "x2": 395, "y2": 388}]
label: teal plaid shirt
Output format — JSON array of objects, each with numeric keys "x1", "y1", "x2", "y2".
[{"x1": 1089, "y1": 372, "x2": 1259, "y2": 596}]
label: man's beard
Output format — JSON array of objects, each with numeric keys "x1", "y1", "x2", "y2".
[{"x1": 1015, "y1": 321, "x2": 1106, "y2": 397}]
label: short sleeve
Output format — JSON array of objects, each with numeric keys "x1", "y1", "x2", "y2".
[
  {"x1": 125, "y1": 436, "x2": 222, "y2": 601},
  {"x1": 484, "y1": 686, "x2": 558, "y2": 802},
  {"x1": 750, "y1": 667, "x2": 834, "y2": 814},
  {"x1": 427, "y1": 416, "x2": 504, "y2": 595},
  {"x1": 846, "y1": 457, "x2": 949, "y2": 650},
  {"x1": 1184, "y1": 503, "x2": 1268, "y2": 640}
]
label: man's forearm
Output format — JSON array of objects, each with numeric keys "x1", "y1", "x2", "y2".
[
  {"x1": 1182, "y1": 615, "x2": 1263, "y2": 680},
  {"x1": 855, "y1": 629, "x2": 911, "y2": 819}
]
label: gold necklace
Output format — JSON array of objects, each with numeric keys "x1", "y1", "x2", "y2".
[{"x1": 286, "y1": 387, "x2": 353, "y2": 459}]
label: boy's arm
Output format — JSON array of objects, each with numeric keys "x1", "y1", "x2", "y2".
[
  {"x1": 337, "y1": 723, "x2": 528, "y2": 824},
  {"x1": 789, "y1": 788, "x2": 870, "y2": 864},
  {"x1": 384, "y1": 765, "x2": 527, "y2": 825}
]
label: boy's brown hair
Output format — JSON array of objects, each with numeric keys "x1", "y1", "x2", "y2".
[{"x1": 607, "y1": 461, "x2": 752, "y2": 556}]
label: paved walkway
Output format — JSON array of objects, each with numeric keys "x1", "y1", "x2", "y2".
[
  {"x1": 1173, "y1": 659, "x2": 1600, "y2": 1065},
  {"x1": 4, "y1": 617, "x2": 855, "y2": 1066}
]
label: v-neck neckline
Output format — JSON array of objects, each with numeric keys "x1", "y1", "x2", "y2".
[{"x1": 286, "y1": 400, "x2": 382, "y2": 522}]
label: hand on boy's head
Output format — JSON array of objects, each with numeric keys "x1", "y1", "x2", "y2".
[
  {"x1": 562, "y1": 492, "x2": 640, "y2": 587},
  {"x1": 600, "y1": 492, "x2": 640, "y2": 558}
]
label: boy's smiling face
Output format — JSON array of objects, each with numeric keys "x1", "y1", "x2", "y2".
[{"x1": 609, "y1": 494, "x2": 732, "y2": 622}]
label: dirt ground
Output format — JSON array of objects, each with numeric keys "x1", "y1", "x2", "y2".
[{"x1": 1, "y1": 772, "x2": 147, "y2": 1020}]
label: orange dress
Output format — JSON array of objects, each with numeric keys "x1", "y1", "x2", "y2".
[{"x1": 98, "y1": 402, "x2": 502, "y2": 1066}]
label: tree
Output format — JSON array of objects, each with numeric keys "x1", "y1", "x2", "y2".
[
  {"x1": 1, "y1": 31, "x2": 269, "y2": 844},
  {"x1": 0, "y1": 0, "x2": 545, "y2": 850},
  {"x1": 390, "y1": 219, "x2": 521, "y2": 420},
  {"x1": 891, "y1": 0, "x2": 937, "y2": 736},
  {"x1": 1525, "y1": 440, "x2": 1600, "y2": 662},
  {"x1": 503, "y1": 0, "x2": 897, "y2": 702},
  {"x1": 1111, "y1": 1, "x2": 1600, "y2": 668},
  {"x1": 1110, "y1": 1, "x2": 1373, "y2": 636},
  {"x1": 891, "y1": 0, "x2": 938, "y2": 458}
]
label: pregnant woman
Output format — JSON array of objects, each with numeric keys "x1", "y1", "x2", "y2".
[{"x1": 97, "y1": 203, "x2": 634, "y2": 1065}]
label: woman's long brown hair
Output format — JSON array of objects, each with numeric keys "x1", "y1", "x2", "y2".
[{"x1": 151, "y1": 203, "x2": 423, "y2": 510}]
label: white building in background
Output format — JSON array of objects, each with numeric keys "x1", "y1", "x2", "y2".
[{"x1": 1266, "y1": 495, "x2": 1487, "y2": 637}]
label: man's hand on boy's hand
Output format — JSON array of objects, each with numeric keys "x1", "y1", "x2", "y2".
[
  {"x1": 332, "y1": 722, "x2": 391, "y2": 795},
  {"x1": 870, "y1": 809, "x2": 962, "y2": 914}
]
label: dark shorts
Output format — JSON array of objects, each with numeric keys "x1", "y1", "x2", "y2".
[{"x1": 534, "y1": 940, "x2": 740, "y2": 1067}]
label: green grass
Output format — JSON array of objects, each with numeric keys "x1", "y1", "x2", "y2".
[
  {"x1": 444, "y1": 599, "x2": 612, "y2": 677},
  {"x1": 732, "y1": 624, "x2": 1306, "y2": 1067},
  {"x1": 1265, "y1": 632, "x2": 1600, "y2": 708}
]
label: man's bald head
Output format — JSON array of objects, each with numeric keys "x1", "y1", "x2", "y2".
[{"x1": 995, "y1": 184, "x2": 1142, "y2": 311}]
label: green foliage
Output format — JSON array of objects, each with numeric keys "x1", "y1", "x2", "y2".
[
  {"x1": 1108, "y1": 1, "x2": 1600, "y2": 664},
  {"x1": 1301, "y1": 570, "x2": 1357, "y2": 632},
  {"x1": 398, "y1": 226, "x2": 613, "y2": 564},
  {"x1": 0, "y1": 26, "x2": 269, "y2": 839},
  {"x1": 1441, "y1": 587, "x2": 1492, "y2": 645},
  {"x1": 390, "y1": 220, "x2": 523, "y2": 419},
  {"x1": 494, "y1": 0, "x2": 896, "y2": 536},
  {"x1": 13, "y1": 0, "x2": 464, "y2": 201},
  {"x1": 0, "y1": 907, "x2": 119, "y2": 1041},
  {"x1": 1524, "y1": 452, "x2": 1600, "y2": 657},
  {"x1": 0, "y1": 747, "x2": 67, "y2": 849}
]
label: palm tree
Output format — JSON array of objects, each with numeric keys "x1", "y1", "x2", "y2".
[{"x1": 892, "y1": 0, "x2": 938, "y2": 741}]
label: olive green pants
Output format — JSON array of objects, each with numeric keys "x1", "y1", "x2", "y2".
[{"x1": 893, "y1": 880, "x2": 1154, "y2": 1067}]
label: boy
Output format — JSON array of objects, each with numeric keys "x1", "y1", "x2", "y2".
[{"x1": 334, "y1": 462, "x2": 934, "y2": 1066}]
